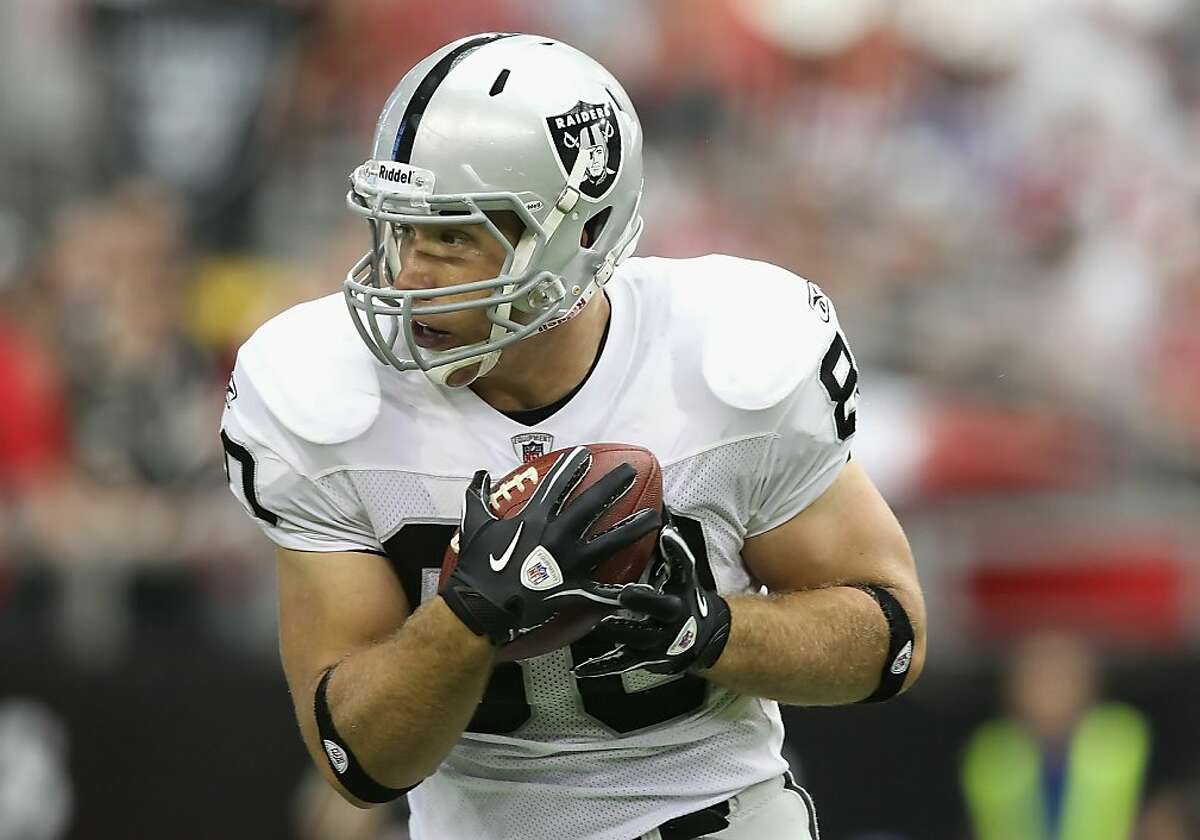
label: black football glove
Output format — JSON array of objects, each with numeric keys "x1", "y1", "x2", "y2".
[
  {"x1": 572, "y1": 511, "x2": 732, "y2": 677},
  {"x1": 440, "y1": 446, "x2": 661, "y2": 646}
]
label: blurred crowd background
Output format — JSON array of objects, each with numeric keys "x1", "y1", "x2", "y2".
[{"x1": 1, "y1": 0, "x2": 1198, "y2": 838}]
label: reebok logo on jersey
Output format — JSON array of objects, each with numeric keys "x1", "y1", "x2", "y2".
[
  {"x1": 489, "y1": 523, "x2": 524, "y2": 572},
  {"x1": 890, "y1": 640, "x2": 914, "y2": 675},
  {"x1": 807, "y1": 280, "x2": 831, "y2": 323},
  {"x1": 323, "y1": 740, "x2": 349, "y2": 774},
  {"x1": 520, "y1": 546, "x2": 563, "y2": 591},
  {"x1": 668, "y1": 617, "x2": 698, "y2": 656}
]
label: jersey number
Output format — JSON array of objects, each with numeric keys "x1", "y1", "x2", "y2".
[
  {"x1": 384, "y1": 516, "x2": 715, "y2": 735},
  {"x1": 819, "y1": 331, "x2": 858, "y2": 440},
  {"x1": 220, "y1": 431, "x2": 279, "y2": 525}
]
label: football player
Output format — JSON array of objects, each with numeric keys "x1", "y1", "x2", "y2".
[{"x1": 221, "y1": 33, "x2": 926, "y2": 840}]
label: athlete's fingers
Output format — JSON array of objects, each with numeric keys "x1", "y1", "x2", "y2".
[
  {"x1": 658, "y1": 524, "x2": 698, "y2": 577},
  {"x1": 460, "y1": 470, "x2": 496, "y2": 542},
  {"x1": 540, "y1": 447, "x2": 595, "y2": 515},
  {"x1": 589, "y1": 615, "x2": 663, "y2": 648},
  {"x1": 542, "y1": 581, "x2": 625, "y2": 611},
  {"x1": 572, "y1": 645, "x2": 668, "y2": 678},
  {"x1": 618, "y1": 584, "x2": 686, "y2": 622},
  {"x1": 576, "y1": 508, "x2": 661, "y2": 570},
  {"x1": 556, "y1": 462, "x2": 637, "y2": 536}
]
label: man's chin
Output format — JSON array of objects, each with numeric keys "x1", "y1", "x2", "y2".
[{"x1": 445, "y1": 362, "x2": 484, "y2": 388}]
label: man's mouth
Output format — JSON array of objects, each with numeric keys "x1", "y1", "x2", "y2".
[{"x1": 411, "y1": 319, "x2": 457, "y2": 350}]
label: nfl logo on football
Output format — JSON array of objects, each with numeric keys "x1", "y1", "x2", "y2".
[{"x1": 511, "y1": 432, "x2": 554, "y2": 463}]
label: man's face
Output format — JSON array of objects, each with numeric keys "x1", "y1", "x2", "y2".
[
  {"x1": 585, "y1": 144, "x2": 608, "y2": 179},
  {"x1": 385, "y1": 214, "x2": 522, "y2": 351}
]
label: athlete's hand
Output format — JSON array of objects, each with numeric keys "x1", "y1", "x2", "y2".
[
  {"x1": 439, "y1": 447, "x2": 661, "y2": 646},
  {"x1": 572, "y1": 511, "x2": 732, "y2": 677}
]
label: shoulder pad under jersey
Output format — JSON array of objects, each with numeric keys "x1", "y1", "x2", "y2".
[
  {"x1": 695, "y1": 255, "x2": 841, "y2": 411},
  {"x1": 236, "y1": 293, "x2": 382, "y2": 445}
]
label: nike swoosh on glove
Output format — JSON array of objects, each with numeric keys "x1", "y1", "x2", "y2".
[
  {"x1": 440, "y1": 446, "x2": 661, "y2": 646},
  {"x1": 572, "y1": 512, "x2": 732, "y2": 677}
]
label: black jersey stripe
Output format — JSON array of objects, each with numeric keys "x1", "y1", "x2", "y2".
[{"x1": 391, "y1": 32, "x2": 515, "y2": 163}]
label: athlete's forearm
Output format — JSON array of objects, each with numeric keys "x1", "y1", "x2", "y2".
[
  {"x1": 322, "y1": 597, "x2": 494, "y2": 788},
  {"x1": 701, "y1": 585, "x2": 925, "y2": 705}
]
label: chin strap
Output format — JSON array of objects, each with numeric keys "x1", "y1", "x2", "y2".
[{"x1": 595, "y1": 189, "x2": 643, "y2": 287}]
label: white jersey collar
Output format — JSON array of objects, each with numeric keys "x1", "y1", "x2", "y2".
[{"x1": 445, "y1": 272, "x2": 637, "y2": 446}]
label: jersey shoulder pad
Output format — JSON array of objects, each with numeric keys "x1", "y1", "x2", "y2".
[
  {"x1": 236, "y1": 293, "x2": 381, "y2": 446},
  {"x1": 691, "y1": 255, "x2": 842, "y2": 411}
]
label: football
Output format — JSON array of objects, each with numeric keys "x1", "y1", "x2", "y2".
[{"x1": 441, "y1": 443, "x2": 663, "y2": 662}]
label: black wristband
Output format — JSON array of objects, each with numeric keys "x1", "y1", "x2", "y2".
[
  {"x1": 692, "y1": 593, "x2": 732, "y2": 672},
  {"x1": 314, "y1": 667, "x2": 415, "y2": 803},
  {"x1": 439, "y1": 588, "x2": 512, "y2": 645},
  {"x1": 853, "y1": 585, "x2": 915, "y2": 703}
]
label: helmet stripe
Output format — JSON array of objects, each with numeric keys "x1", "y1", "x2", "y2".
[{"x1": 392, "y1": 32, "x2": 515, "y2": 163}]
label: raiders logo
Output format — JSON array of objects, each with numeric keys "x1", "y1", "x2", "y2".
[{"x1": 545, "y1": 100, "x2": 622, "y2": 201}]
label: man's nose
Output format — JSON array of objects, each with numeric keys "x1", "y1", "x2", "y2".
[
  {"x1": 389, "y1": 245, "x2": 437, "y2": 292},
  {"x1": 391, "y1": 266, "x2": 435, "y2": 293}
]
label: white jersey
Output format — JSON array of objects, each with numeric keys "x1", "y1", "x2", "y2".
[{"x1": 220, "y1": 254, "x2": 857, "y2": 840}]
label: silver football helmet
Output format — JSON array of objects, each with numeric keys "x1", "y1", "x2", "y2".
[{"x1": 344, "y1": 33, "x2": 644, "y2": 388}]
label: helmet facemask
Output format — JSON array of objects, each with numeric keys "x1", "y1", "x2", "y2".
[{"x1": 344, "y1": 160, "x2": 574, "y2": 388}]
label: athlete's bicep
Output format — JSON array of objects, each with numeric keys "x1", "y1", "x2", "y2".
[
  {"x1": 276, "y1": 547, "x2": 411, "y2": 704},
  {"x1": 742, "y1": 460, "x2": 927, "y2": 687},
  {"x1": 741, "y1": 460, "x2": 916, "y2": 596}
]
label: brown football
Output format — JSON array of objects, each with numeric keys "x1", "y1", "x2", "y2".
[{"x1": 441, "y1": 443, "x2": 663, "y2": 662}]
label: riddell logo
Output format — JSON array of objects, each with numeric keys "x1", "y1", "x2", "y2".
[{"x1": 376, "y1": 166, "x2": 418, "y2": 185}]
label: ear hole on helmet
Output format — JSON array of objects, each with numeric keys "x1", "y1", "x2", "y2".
[
  {"x1": 582, "y1": 206, "x2": 612, "y2": 248},
  {"x1": 485, "y1": 210, "x2": 525, "y2": 247}
]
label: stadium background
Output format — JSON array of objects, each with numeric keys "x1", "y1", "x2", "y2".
[{"x1": 1, "y1": 1, "x2": 1198, "y2": 837}]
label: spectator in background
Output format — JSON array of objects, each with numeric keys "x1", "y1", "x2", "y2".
[
  {"x1": 1138, "y1": 777, "x2": 1200, "y2": 840},
  {"x1": 0, "y1": 243, "x2": 68, "y2": 495},
  {"x1": 11, "y1": 180, "x2": 261, "y2": 663},
  {"x1": 0, "y1": 210, "x2": 69, "y2": 608},
  {"x1": 962, "y1": 633, "x2": 1150, "y2": 840},
  {"x1": 85, "y1": 0, "x2": 307, "y2": 250},
  {"x1": 0, "y1": 2, "x2": 1196, "y2": 835}
]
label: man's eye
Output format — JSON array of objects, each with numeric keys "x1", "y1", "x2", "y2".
[{"x1": 441, "y1": 230, "x2": 470, "y2": 246}]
